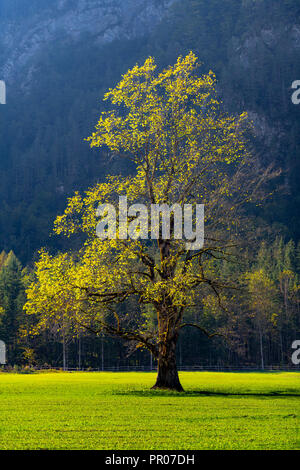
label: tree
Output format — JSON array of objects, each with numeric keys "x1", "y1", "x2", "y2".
[
  {"x1": 25, "y1": 52, "x2": 275, "y2": 390},
  {"x1": 246, "y1": 269, "x2": 278, "y2": 369},
  {"x1": 0, "y1": 251, "x2": 25, "y2": 364},
  {"x1": 0, "y1": 251, "x2": 7, "y2": 270}
]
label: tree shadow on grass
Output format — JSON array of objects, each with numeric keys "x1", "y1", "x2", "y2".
[{"x1": 114, "y1": 389, "x2": 300, "y2": 398}]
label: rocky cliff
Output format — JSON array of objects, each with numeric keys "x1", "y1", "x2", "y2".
[{"x1": 0, "y1": 0, "x2": 174, "y2": 81}]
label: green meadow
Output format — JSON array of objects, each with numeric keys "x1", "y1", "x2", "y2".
[{"x1": 0, "y1": 371, "x2": 299, "y2": 450}]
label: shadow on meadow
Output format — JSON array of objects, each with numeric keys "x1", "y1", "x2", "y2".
[
  {"x1": 112, "y1": 371, "x2": 300, "y2": 398},
  {"x1": 113, "y1": 389, "x2": 300, "y2": 398}
]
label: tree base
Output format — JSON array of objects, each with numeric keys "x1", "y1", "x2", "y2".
[
  {"x1": 151, "y1": 383, "x2": 184, "y2": 392},
  {"x1": 151, "y1": 362, "x2": 184, "y2": 392},
  {"x1": 152, "y1": 338, "x2": 184, "y2": 391}
]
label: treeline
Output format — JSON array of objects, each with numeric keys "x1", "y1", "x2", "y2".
[{"x1": 0, "y1": 238, "x2": 299, "y2": 369}]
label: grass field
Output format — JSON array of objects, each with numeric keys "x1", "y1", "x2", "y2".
[{"x1": 0, "y1": 371, "x2": 299, "y2": 450}]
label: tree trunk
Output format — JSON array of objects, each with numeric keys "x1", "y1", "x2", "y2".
[
  {"x1": 78, "y1": 336, "x2": 81, "y2": 370},
  {"x1": 63, "y1": 332, "x2": 67, "y2": 371},
  {"x1": 152, "y1": 338, "x2": 183, "y2": 392},
  {"x1": 259, "y1": 329, "x2": 264, "y2": 370},
  {"x1": 101, "y1": 336, "x2": 104, "y2": 371}
]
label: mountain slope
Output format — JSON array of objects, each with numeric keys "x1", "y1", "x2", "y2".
[
  {"x1": 0, "y1": 0, "x2": 299, "y2": 263},
  {"x1": 0, "y1": 0, "x2": 174, "y2": 82}
]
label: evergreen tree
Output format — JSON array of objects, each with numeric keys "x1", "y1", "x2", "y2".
[{"x1": 0, "y1": 251, "x2": 25, "y2": 364}]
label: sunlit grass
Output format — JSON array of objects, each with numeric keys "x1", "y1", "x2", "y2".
[{"x1": 0, "y1": 371, "x2": 299, "y2": 450}]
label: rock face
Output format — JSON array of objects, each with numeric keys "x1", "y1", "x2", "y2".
[
  {"x1": 0, "y1": 0, "x2": 174, "y2": 81},
  {"x1": 227, "y1": 24, "x2": 300, "y2": 143}
]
